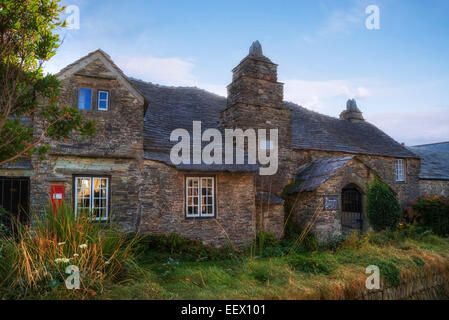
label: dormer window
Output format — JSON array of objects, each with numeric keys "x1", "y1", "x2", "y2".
[
  {"x1": 78, "y1": 88, "x2": 92, "y2": 110},
  {"x1": 98, "y1": 91, "x2": 109, "y2": 111},
  {"x1": 395, "y1": 159, "x2": 405, "y2": 182}
]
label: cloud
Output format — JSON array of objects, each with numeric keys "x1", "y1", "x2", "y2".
[
  {"x1": 283, "y1": 79, "x2": 372, "y2": 113},
  {"x1": 317, "y1": 8, "x2": 364, "y2": 37},
  {"x1": 302, "y1": 1, "x2": 368, "y2": 42},
  {"x1": 117, "y1": 55, "x2": 227, "y2": 96},
  {"x1": 117, "y1": 56, "x2": 196, "y2": 86},
  {"x1": 367, "y1": 109, "x2": 449, "y2": 146}
]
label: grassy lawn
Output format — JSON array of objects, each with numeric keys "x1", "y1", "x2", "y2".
[
  {"x1": 96, "y1": 231, "x2": 449, "y2": 300},
  {"x1": 2, "y1": 206, "x2": 449, "y2": 300}
]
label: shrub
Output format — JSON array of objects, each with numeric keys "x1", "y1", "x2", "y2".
[
  {"x1": 412, "y1": 195, "x2": 449, "y2": 236},
  {"x1": 288, "y1": 253, "x2": 337, "y2": 275},
  {"x1": 138, "y1": 233, "x2": 238, "y2": 262},
  {"x1": 0, "y1": 203, "x2": 140, "y2": 298},
  {"x1": 370, "y1": 258, "x2": 400, "y2": 287},
  {"x1": 366, "y1": 177, "x2": 401, "y2": 231},
  {"x1": 254, "y1": 231, "x2": 280, "y2": 256}
]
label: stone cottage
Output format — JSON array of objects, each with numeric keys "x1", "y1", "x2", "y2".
[
  {"x1": 1, "y1": 42, "x2": 448, "y2": 245},
  {"x1": 408, "y1": 142, "x2": 449, "y2": 198}
]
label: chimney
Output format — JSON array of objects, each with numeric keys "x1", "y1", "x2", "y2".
[
  {"x1": 226, "y1": 41, "x2": 283, "y2": 109},
  {"x1": 340, "y1": 99, "x2": 364, "y2": 122}
]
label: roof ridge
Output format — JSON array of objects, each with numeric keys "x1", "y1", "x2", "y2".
[{"x1": 412, "y1": 141, "x2": 449, "y2": 147}]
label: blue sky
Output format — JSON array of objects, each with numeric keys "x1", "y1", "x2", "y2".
[{"x1": 46, "y1": 0, "x2": 449, "y2": 145}]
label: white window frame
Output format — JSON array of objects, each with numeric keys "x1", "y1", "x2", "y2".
[
  {"x1": 74, "y1": 176, "x2": 109, "y2": 221},
  {"x1": 395, "y1": 159, "x2": 405, "y2": 182},
  {"x1": 97, "y1": 90, "x2": 109, "y2": 111},
  {"x1": 185, "y1": 177, "x2": 215, "y2": 218}
]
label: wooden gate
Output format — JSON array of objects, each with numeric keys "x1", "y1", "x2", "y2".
[
  {"x1": 0, "y1": 177, "x2": 30, "y2": 232},
  {"x1": 341, "y1": 185, "x2": 363, "y2": 233}
]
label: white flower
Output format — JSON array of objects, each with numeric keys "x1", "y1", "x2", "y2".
[
  {"x1": 73, "y1": 253, "x2": 79, "y2": 257},
  {"x1": 79, "y1": 244, "x2": 88, "y2": 249},
  {"x1": 55, "y1": 258, "x2": 63, "y2": 263},
  {"x1": 57, "y1": 242, "x2": 66, "y2": 246}
]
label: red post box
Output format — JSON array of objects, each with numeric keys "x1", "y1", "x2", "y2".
[{"x1": 51, "y1": 185, "x2": 64, "y2": 212}]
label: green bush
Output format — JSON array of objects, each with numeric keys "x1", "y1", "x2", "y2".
[
  {"x1": 370, "y1": 258, "x2": 400, "y2": 287},
  {"x1": 254, "y1": 231, "x2": 280, "y2": 256},
  {"x1": 138, "y1": 233, "x2": 238, "y2": 262},
  {"x1": 366, "y1": 178, "x2": 401, "y2": 231},
  {"x1": 288, "y1": 253, "x2": 337, "y2": 275},
  {"x1": 412, "y1": 195, "x2": 449, "y2": 236}
]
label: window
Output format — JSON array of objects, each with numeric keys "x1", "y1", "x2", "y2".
[
  {"x1": 74, "y1": 176, "x2": 109, "y2": 221},
  {"x1": 97, "y1": 90, "x2": 109, "y2": 111},
  {"x1": 78, "y1": 88, "x2": 92, "y2": 110},
  {"x1": 185, "y1": 176, "x2": 215, "y2": 218},
  {"x1": 395, "y1": 159, "x2": 405, "y2": 182}
]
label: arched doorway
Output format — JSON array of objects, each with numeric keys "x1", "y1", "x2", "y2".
[{"x1": 341, "y1": 184, "x2": 363, "y2": 233}]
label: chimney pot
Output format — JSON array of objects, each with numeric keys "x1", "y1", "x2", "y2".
[{"x1": 340, "y1": 99, "x2": 365, "y2": 122}]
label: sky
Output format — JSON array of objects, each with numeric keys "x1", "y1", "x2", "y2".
[{"x1": 45, "y1": 0, "x2": 449, "y2": 146}]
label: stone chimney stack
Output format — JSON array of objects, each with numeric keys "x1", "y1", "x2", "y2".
[
  {"x1": 340, "y1": 99, "x2": 365, "y2": 122},
  {"x1": 221, "y1": 41, "x2": 291, "y2": 193},
  {"x1": 226, "y1": 41, "x2": 284, "y2": 109}
]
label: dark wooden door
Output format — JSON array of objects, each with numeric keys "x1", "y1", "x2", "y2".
[
  {"x1": 341, "y1": 185, "x2": 363, "y2": 233},
  {"x1": 0, "y1": 177, "x2": 30, "y2": 232}
]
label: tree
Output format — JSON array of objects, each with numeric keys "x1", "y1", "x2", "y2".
[
  {"x1": 366, "y1": 177, "x2": 401, "y2": 231},
  {"x1": 0, "y1": 0, "x2": 95, "y2": 167}
]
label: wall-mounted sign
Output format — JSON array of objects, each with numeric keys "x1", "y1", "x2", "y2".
[{"x1": 324, "y1": 195, "x2": 339, "y2": 211}]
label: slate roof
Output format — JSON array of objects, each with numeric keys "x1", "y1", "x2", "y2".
[
  {"x1": 286, "y1": 102, "x2": 417, "y2": 158},
  {"x1": 408, "y1": 145, "x2": 449, "y2": 180},
  {"x1": 288, "y1": 156, "x2": 355, "y2": 194},
  {"x1": 132, "y1": 79, "x2": 258, "y2": 172},
  {"x1": 132, "y1": 78, "x2": 417, "y2": 172},
  {"x1": 411, "y1": 142, "x2": 449, "y2": 153}
]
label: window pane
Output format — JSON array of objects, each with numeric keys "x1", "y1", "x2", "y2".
[
  {"x1": 91, "y1": 178, "x2": 108, "y2": 220},
  {"x1": 76, "y1": 178, "x2": 91, "y2": 214},
  {"x1": 99, "y1": 91, "x2": 108, "y2": 100},
  {"x1": 78, "y1": 88, "x2": 92, "y2": 110},
  {"x1": 99, "y1": 100, "x2": 107, "y2": 110}
]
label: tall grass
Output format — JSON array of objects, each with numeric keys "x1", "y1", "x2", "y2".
[{"x1": 0, "y1": 202, "x2": 140, "y2": 299}]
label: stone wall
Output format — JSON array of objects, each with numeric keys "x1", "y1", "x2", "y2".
[
  {"x1": 16, "y1": 57, "x2": 146, "y2": 230},
  {"x1": 255, "y1": 201, "x2": 284, "y2": 238},
  {"x1": 357, "y1": 266, "x2": 449, "y2": 300},
  {"x1": 283, "y1": 150, "x2": 421, "y2": 208},
  {"x1": 139, "y1": 160, "x2": 256, "y2": 247},
  {"x1": 288, "y1": 158, "x2": 375, "y2": 241},
  {"x1": 419, "y1": 179, "x2": 449, "y2": 198},
  {"x1": 51, "y1": 58, "x2": 145, "y2": 158},
  {"x1": 28, "y1": 155, "x2": 142, "y2": 231}
]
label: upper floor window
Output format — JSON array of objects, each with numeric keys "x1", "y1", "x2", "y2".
[
  {"x1": 74, "y1": 176, "x2": 109, "y2": 221},
  {"x1": 78, "y1": 88, "x2": 92, "y2": 110},
  {"x1": 395, "y1": 159, "x2": 405, "y2": 182},
  {"x1": 185, "y1": 176, "x2": 215, "y2": 218},
  {"x1": 98, "y1": 91, "x2": 109, "y2": 111}
]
